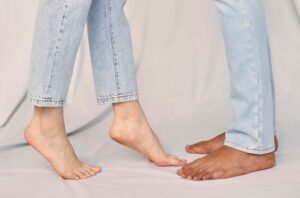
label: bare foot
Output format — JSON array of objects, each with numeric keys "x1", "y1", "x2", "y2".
[
  {"x1": 110, "y1": 101, "x2": 186, "y2": 167},
  {"x1": 178, "y1": 146, "x2": 275, "y2": 180},
  {"x1": 24, "y1": 107, "x2": 101, "y2": 180},
  {"x1": 186, "y1": 132, "x2": 279, "y2": 154}
]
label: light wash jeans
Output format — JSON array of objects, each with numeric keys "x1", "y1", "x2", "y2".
[
  {"x1": 27, "y1": 0, "x2": 275, "y2": 155},
  {"x1": 213, "y1": 0, "x2": 276, "y2": 154},
  {"x1": 27, "y1": 0, "x2": 138, "y2": 106}
]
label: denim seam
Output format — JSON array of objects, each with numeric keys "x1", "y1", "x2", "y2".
[
  {"x1": 108, "y1": 0, "x2": 121, "y2": 94},
  {"x1": 97, "y1": 93, "x2": 138, "y2": 104},
  {"x1": 97, "y1": 93, "x2": 138, "y2": 99},
  {"x1": 27, "y1": 95, "x2": 66, "y2": 101},
  {"x1": 27, "y1": 95, "x2": 65, "y2": 106},
  {"x1": 45, "y1": 0, "x2": 69, "y2": 93},
  {"x1": 224, "y1": 139, "x2": 275, "y2": 154},
  {"x1": 268, "y1": 41, "x2": 276, "y2": 132},
  {"x1": 241, "y1": 0, "x2": 261, "y2": 144}
]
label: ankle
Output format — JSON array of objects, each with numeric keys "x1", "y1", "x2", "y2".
[
  {"x1": 26, "y1": 116, "x2": 64, "y2": 135},
  {"x1": 112, "y1": 101, "x2": 143, "y2": 117}
]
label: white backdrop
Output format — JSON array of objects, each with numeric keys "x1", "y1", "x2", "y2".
[{"x1": 1, "y1": 0, "x2": 300, "y2": 197}]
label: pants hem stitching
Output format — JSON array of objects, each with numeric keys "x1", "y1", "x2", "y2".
[{"x1": 224, "y1": 139, "x2": 275, "y2": 155}]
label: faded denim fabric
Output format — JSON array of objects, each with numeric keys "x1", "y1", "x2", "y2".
[
  {"x1": 27, "y1": 0, "x2": 138, "y2": 106},
  {"x1": 214, "y1": 0, "x2": 276, "y2": 154}
]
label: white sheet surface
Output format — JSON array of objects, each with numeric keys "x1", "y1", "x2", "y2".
[{"x1": 1, "y1": 0, "x2": 300, "y2": 197}]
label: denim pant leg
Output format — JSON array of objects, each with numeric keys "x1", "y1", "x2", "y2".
[
  {"x1": 27, "y1": 0, "x2": 92, "y2": 106},
  {"x1": 87, "y1": 0, "x2": 139, "y2": 104},
  {"x1": 213, "y1": 0, "x2": 276, "y2": 154}
]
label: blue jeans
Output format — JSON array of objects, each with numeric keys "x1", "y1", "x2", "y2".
[
  {"x1": 27, "y1": 0, "x2": 275, "y2": 155},
  {"x1": 27, "y1": 0, "x2": 138, "y2": 106},
  {"x1": 213, "y1": 0, "x2": 276, "y2": 154}
]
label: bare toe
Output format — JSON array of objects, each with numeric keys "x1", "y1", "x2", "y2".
[
  {"x1": 185, "y1": 167, "x2": 204, "y2": 180},
  {"x1": 177, "y1": 169, "x2": 184, "y2": 176},
  {"x1": 92, "y1": 166, "x2": 102, "y2": 173},
  {"x1": 186, "y1": 133, "x2": 226, "y2": 154},
  {"x1": 185, "y1": 171, "x2": 197, "y2": 180},
  {"x1": 70, "y1": 174, "x2": 80, "y2": 180},
  {"x1": 186, "y1": 141, "x2": 208, "y2": 154},
  {"x1": 180, "y1": 166, "x2": 196, "y2": 179},
  {"x1": 202, "y1": 172, "x2": 213, "y2": 180},
  {"x1": 62, "y1": 172, "x2": 78, "y2": 180},
  {"x1": 90, "y1": 166, "x2": 102, "y2": 174},
  {"x1": 193, "y1": 175, "x2": 201, "y2": 181},
  {"x1": 75, "y1": 169, "x2": 88, "y2": 180},
  {"x1": 167, "y1": 155, "x2": 187, "y2": 166},
  {"x1": 211, "y1": 170, "x2": 226, "y2": 180},
  {"x1": 84, "y1": 165, "x2": 101, "y2": 175},
  {"x1": 84, "y1": 166, "x2": 97, "y2": 177},
  {"x1": 83, "y1": 169, "x2": 93, "y2": 178},
  {"x1": 177, "y1": 166, "x2": 189, "y2": 177}
]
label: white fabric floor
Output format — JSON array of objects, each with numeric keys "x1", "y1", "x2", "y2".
[{"x1": 1, "y1": 0, "x2": 300, "y2": 197}]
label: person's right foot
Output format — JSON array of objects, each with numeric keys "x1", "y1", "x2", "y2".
[
  {"x1": 24, "y1": 107, "x2": 101, "y2": 180},
  {"x1": 110, "y1": 102, "x2": 186, "y2": 167},
  {"x1": 186, "y1": 132, "x2": 279, "y2": 154},
  {"x1": 178, "y1": 146, "x2": 276, "y2": 181}
]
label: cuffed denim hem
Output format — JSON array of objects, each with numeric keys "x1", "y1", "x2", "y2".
[
  {"x1": 27, "y1": 95, "x2": 65, "y2": 107},
  {"x1": 97, "y1": 93, "x2": 138, "y2": 105},
  {"x1": 224, "y1": 139, "x2": 275, "y2": 155}
]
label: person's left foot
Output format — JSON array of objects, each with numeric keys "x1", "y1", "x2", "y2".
[{"x1": 177, "y1": 146, "x2": 275, "y2": 180}]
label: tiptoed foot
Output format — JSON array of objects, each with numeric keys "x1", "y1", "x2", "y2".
[
  {"x1": 24, "y1": 107, "x2": 101, "y2": 180},
  {"x1": 110, "y1": 101, "x2": 186, "y2": 167}
]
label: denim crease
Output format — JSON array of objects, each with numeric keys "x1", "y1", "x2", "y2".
[
  {"x1": 27, "y1": 0, "x2": 138, "y2": 107},
  {"x1": 213, "y1": 0, "x2": 276, "y2": 154}
]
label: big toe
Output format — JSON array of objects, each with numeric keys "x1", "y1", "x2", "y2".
[
  {"x1": 154, "y1": 155, "x2": 186, "y2": 167},
  {"x1": 186, "y1": 142, "x2": 209, "y2": 154},
  {"x1": 166, "y1": 155, "x2": 186, "y2": 167},
  {"x1": 74, "y1": 165, "x2": 101, "y2": 180},
  {"x1": 84, "y1": 164, "x2": 102, "y2": 175},
  {"x1": 89, "y1": 165, "x2": 102, "y2": 173},
  {"x1": 61, "y1": 172, "x2": 80, "y2": 180}
]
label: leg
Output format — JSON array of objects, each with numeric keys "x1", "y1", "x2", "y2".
[
  {"x1": 186, "y1": 4, "x2": 277, "y2": 154},
  {"x1": 25, "y1": 0, "x2": 100, "y2": 179},
  {"x1": 179, "y1": 0, "x2": 276, "y2": 180},
  {"x1": 87, "y1": 0, "x2": 186, "y2": 166},
  {"x1": 186, "y1": 132, "x2": 278, "y2": 154}
]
